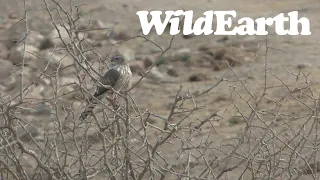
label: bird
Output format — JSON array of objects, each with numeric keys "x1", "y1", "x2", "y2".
[{"x1": 79, "y1": 54, "x2": 132, "y2": 121}]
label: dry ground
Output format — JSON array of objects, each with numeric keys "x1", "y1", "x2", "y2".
[{"x1": 1, "y1": 0, "x2": 320, "y2": 179}]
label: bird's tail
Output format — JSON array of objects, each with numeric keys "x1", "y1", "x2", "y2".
[{"x1": 79, "y1": 97, "x2": 98, "y2": 121}]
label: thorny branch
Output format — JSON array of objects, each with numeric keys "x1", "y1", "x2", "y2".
[{"x1": 0, "y1": 0, "x2": 318, "y2": 180}]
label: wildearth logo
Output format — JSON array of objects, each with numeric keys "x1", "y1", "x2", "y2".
[{"x1": 136, "y1": 10, "x2": 311, "y2": 36}]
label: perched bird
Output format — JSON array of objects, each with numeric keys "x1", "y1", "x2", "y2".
[{"x1": 79, "y1": 54, "x2": 132, "y2": 121}]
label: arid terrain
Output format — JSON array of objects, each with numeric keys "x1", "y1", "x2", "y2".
[{"x1": 0, "y1": 0, "x2": 320, "y2": 179}]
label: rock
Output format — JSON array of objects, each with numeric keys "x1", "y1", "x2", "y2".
[
  {"x1": 17, "y1": 125, "x2": 40, "y2": 142},
  {"x1": 146, "y1": 117, "x2": 157, "y2": 124},
  {"x1": 71, "y1": 100, "x2": 82, "y2": 111},
  {"x1": 87, "y1": 31, "x2": 105, "y2": 43},
  {"x1": 108, "y1": 24, "x2": 131, "y2": 40},
  {"x1": 129, "y1": 60, "x2": 145, "y2": 74},
  {"x1": 213, "y1": 48, "x2": 227, "y2": 60},
  {"x1": 186, "y1": 53, "x2": 212, "y2": 68},
  {"x1": 78, "y1": 19, "x2": 108, "y2": 42},
  {"x1": 198, "y1": 45, "x2": 216, "y2": 56},
  {"x1": 0, "y1": 59, "x2": 13, "y2": 78},
  {"x1": 189, "y1": 73, "x2": 208, "y2": 82},
  {"x1": 0, "y1": 15, "x2": 6, "y2": 29},
  {"x1": 198, "y1": 44, "x2": 211, "y2": 52},
  {"x1": 149, "y1": 44, "x2": 165, "y2": 53},
  {"x1": 143, "y1": 55, "x2": 156, "y2": 68},
  {"x1": 297, "y1": 63, "x2": 312, "y2": 69},
  {"x1": 8, "y1": 11, "x2": 19, "y2": 19},
  {"x1": 39, "y1": 38, "x2": 54, "y2": 50},
  {"x1": 26, "y1": 32, "x2": 45, "y2": 49},
  {"x1": 9, "y1": 44, "x2": 39, "y2": 65},
  {"x1": 24, "y1": 84, "x2": 50, "y2": 100},
  {"x1": 0, "y1": 43, "x2": 9, "y2": 59},
  {"x1": 176, "y1": 48, "x2": 192, "y2": 56},
  {"x1": 3, "y1": 16, "x2": 51, "y2": 48},
  {"x1": 43, "y1": 51, "x2": 74, "y2": 68},
  {"x1": 167, "y1": 66, "x2": 178, "y2": 77},
  {"x1": 244, "y1": 56, "x2": 252, "y2": 62},
  {"x1": 0, "y1": 76, "x2": 16, "y2": 92},
  {"x1": 174, "y1": 48, "x2": 192, "y2": 62},
  {"x1": 192, "y1": 47, "x2": 242, "y2": 70},
  {"x1": 145, "y1": 67, "x2": 179, "y2": 83},
  {"x1": 212, "y1": 52, "x2": 239, "y2": 71},
  {"x1": 46, "y1": 25, "x2": 71, "y2": 48},
  {"x1": 28, "y1": 51, "x2": 74, "y2": 75},
  {"x1": 224, "y1": 53, "x2": 239, "y2": 66},
  {"x1": 146, "y1": 67, "x2": 165, "y2": 81},
  {"x1": 182, "y1": 34, "x2": 196, "y2": 39},
  {"x1": 20, "y1": 155, "x2": 38, "y2": 173},
  {"x1": 0, "y1": 59, "x2": 16, "y2": 90},
  {"x1": 3, "y1": 20, "x2": 26, "y2": 48},
  {"x1": 20, "y1": 66, "x2": 40, "y2": 86},
  {"x1": 84, "y1": 20, "x2": 109, "y2": 41},
  {"x1": 217, "y1": 36, "x2": 229, "y2": 43},
  {"x1": 79, "y1": 19, "x2": 105, "y2": 30}
]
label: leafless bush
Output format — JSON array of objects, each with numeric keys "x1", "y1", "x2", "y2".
[{"x1": 0, "y1": 0, "x2": 319, "y2": 180}]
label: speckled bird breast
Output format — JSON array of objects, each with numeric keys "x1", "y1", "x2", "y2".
[{"x1": 111, "y1": 64, "x2": 132, "y2": 92}]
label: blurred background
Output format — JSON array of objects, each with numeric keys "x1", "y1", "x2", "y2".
[{"x1": 0, "y1": 0, "x2": 319, "y2": 179}]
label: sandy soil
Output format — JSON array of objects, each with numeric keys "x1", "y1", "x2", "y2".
[{"x1": 1, "y1": 0, "x2": 320, "y2": 179}]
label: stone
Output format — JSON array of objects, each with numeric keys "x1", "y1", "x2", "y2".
[
  {"x1": 297, "y1": 63, "x2": 312, "y2": 69},
  {"x1": 217, "y1": 36, "x2": 229, "y2": 42},
  {"x1": 79, "y1": 19, "x2": 105, "y2": 30},
  {"x1": 43, "y1": 51, "x2": 74, "y2": 68},
  {"x1": 0, "y1": 59, "x2": 13, "y2": 78},
  {"x1": 182, "y1": 34, "x2": 195, "y2": 39},
  {"x1": 39, "y1": 38, "x2": 54, "y2": 50},
  {"x1": 8, "y1": 11, "x2": 19, "y2": 19},
  {"x1": 0, "y1": 43, "x2": 9, "y2": 59},
  {"x1": 193, "y1": 47, "x2": 242, "y2": 70},
  {"x1": 108, "y1": 24, "x2": 131, "y2": 40},
  {"x1": 173, "y1": 48, "x2": 192, "y2": 62},
  {"x1": 198, "y1": 44, "x2": 211, "y2": 52},
  {"x1": 176, "y1": 48, "x2": 192, "y2": 56},
  {"x1": 86, "y1": 20, "x2": 109, "y2": 41},
  {"x1": 0, "y1": 59, "x2": 16, "y2": 90},
  {"x1": 3, "y1": 16, "x2": 50, "y2": 48},
  {"x1": 189, "y1": 73, "x2": 208, "y2": 82},
  {"x1": 77, "y1": 19, "x2": 110, "y2": 42},
  {"x1": 46, "y1": 25, "x2": 72, "y2": 48},
  {"x1": 129, "y1": 60, "x2": 145, "y2": 74},
  {"x1": 214, "y1": 48, "x2": 227, "y2": 60},
  {"x1": 9, "y1": 44, "x2": 39, "y2": 65},
  {"x1": 26, "y1": 32, "x2": 45, "y2": 49},
  {"x1": 3, "y1": 20, "x2": 26, "y2": 48},
  {"x1": 28, "y1": 51, "x2": 75, "y2": 75},
  {"x1": 143, "y1": 55, "x2": 156, "y2": 68},
  {"x1": 146, "y1": 67, "x2": 165, "y2": 82},
  {"x1": 167, "y1": 66, "x2": 178, "y2": 77},
  {"x1": 17, "y1": 125, "x2": 40, "y2": 142}
]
